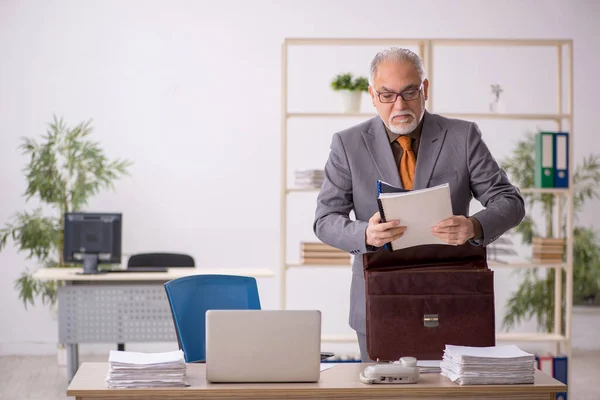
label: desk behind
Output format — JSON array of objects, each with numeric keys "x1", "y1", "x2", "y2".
[
  {"x1": 68, "y1": 362, "x2": 566, "y2": 400},
  {"x1": 33, "y1": 267, "x2": 275, "y2": 281},
  {"x1": 32, "y1": 267, "x2": 275, "y2": 383}
]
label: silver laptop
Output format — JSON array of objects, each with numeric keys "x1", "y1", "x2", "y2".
[{"x1": 205, "y1": 309, "x2": 321, "y2": 383}]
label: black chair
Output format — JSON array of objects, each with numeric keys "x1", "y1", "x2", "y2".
[
  {"x1": 117, "y1": 252, "x2": 195, "y2": 351},
  {"x1": 127, "y1": 252, "x2": 195, "y2": 268}
]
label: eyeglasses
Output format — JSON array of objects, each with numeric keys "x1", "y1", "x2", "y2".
[{"x1": 374, "y1": 84, "x2": 423, "y2": 103}]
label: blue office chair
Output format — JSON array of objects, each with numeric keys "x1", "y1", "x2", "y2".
[{"x1": 164, "y1": 274, "x2": 261, "y2": 363}]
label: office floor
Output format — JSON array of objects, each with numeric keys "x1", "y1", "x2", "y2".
[{"x1": 1, "y1": 349, "x2": 598, "y2": 400}]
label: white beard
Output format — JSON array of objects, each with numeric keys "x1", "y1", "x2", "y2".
[{"x1": 387, "y1": 110, "x2": 420, "y2": 135}]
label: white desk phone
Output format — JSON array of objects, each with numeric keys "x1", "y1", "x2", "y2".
[{"x1": 359, "y1": 356, "x2": 420, "y2": 384}]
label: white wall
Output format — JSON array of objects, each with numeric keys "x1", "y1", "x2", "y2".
[{"x1": 1, "y1": 0, "x2": 599, "y2": 357}]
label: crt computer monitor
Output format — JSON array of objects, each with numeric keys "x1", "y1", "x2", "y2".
[{"x1": 63, "y1": 212, "x2": 122, "y2": 274}]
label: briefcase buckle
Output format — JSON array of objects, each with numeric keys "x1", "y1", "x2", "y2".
[{"x1": 423, "y1": 314, "x2": 439, "y2": 328}]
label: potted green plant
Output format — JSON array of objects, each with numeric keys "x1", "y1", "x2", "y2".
[
  {"x1": 330, "y1": 73, "x2": 369, "y2": 113},
  {"x1": 500, "y1": 132, "x2": 600, "y2": 333},
  {"x1": 0, "y1": 116, "x2": 132, "y2": 310}
]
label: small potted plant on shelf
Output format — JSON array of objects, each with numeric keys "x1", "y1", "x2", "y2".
[
  {"x1": 489, "y1": 83, "x2": 505, "y2": 113},
  {"x1": 330, "y1": 73, "x2": 369, "y2": 113}
]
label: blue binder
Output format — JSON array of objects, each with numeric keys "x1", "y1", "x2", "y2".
[
  {"x1": 376, "y1": 180, "x2": 410, "y2": 252},
  {"x1": 553, "y1": 356, "x2": 568, "y2": 400},
  {"x1": 553, "y1": 132, "x2": 569, "y2": 188}
]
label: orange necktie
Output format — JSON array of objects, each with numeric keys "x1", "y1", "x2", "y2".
[{"x1": 397, "y1": 135, "x2": 416, "y2": 190}]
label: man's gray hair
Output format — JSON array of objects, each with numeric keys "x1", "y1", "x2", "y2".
[{"x1": 368, "y1": 47, "x2": 425, "y2": 86}]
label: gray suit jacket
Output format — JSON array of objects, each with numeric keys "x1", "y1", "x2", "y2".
[{"x1": 313, "y1": 110, "x2": 525, "y2": 335}]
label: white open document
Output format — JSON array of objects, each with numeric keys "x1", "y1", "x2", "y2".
[{"x1": 378, "y1": 183, "x2": 454, "y2": 251}]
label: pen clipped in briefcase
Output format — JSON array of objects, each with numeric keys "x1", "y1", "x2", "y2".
[{"x1": 363, "y1": 243, "x2": 495, "y2": 361}]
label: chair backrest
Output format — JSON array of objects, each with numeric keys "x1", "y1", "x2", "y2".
[
  {"x1": 128, "y1": 252, "x2": 195, "y2": 268},
  {"x1": 164, "y1": 274, "x2": 261, "y2": 362}
]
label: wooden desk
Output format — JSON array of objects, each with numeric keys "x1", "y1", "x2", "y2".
[
  {"x1": 68, "y1": 362, "x2": 566, "y2": 400},
  {"x1": 33, "y1": 267, "x2": 274, "y2": 383}
]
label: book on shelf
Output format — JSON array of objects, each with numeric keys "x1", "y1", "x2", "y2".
[
  {"x1": 531, "y1": 237, "x2": 566, "y2": 263},
  {"x1": 300, "y1": 241, "x2": 350, "y2": 265},
  {"x1": 293, "y1": 169, "x2": 324, "y2": 188},
  {"x1": 300, "y1": 241, "x2": 341, "y2": 252},
  {"x1": 534, "y1": 131, "x2": 569, "y2": 189},
  {"x1": 532, "y1": 245, "x2": 565, "y2": 255},
  {"x1": 300, "y1": 257, "x2": 350, "y2": 265}
]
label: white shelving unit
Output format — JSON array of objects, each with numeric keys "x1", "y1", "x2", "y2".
[{"x1": 280, "y1": 37, "x2": 573, "y2": 385}]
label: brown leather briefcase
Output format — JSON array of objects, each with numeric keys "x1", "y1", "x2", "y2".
[{"x1": 363, "y1": 243, "x2": 495, "y2": 361}]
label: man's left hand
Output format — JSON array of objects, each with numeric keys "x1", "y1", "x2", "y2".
[{"x1": 431, "y1": 216, "x2": 474, "y2": 245}]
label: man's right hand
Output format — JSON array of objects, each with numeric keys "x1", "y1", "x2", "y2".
[{"x1": 365, "y1": 212, "x2": 407, "y2": 248}]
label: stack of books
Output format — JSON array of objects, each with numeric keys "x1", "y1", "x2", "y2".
[
  {"x1": 440, "y1": 344, "x2": 536, "y2": 385},
  {"x1": 300, "y1": 241, "x2": 350, "y2": 265},
  {"x1": 532, "y1": 237, "x2": 565, "y2": 264},
  {"x1": 105, "y1": 350, "x2": 188, "y2": 388},
  {"x1": 294, "y1": 169, "x2": 325, "y2": 189}
]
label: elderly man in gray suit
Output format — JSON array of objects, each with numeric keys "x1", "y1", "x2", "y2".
[{"x1": 313, "y1": 47, "x2": 525, "y2": 362}]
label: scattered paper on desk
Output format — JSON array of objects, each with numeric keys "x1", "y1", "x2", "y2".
[
  {"x1": 106, "y1": 350, "x2": 188, "y2": 388},
  {"x1": 440, "y1": 345, "x2": 536, "y2": 385},
  {"x1": 320, "y1": 363, "x2": 339, "y2": 372},
  {"x1": 377, "y1": 183, "x2": 454, "y2": 250}
]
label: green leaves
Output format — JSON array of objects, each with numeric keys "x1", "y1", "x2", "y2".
[
  {"x1": 572, "y1": 154, "x2": 600, "y2": 214},
  {"x1": 2, "y1": 115, "x2": 132, "y2": 309},
  {"x1": 14, "y1": 266, "x2": 59, "y2": 309},
  {"x1": 0, "y1": 209, "x2": 59, "y2": 260},
  {"x1": 330, "y1": 73, "x2": 369, "y2": 92},
  {"x1": 572, "y1": 227, "x2": 600, "y2": 304},
  {"x1": 502, "y1": 268, "x2": 565, "y2": 333},
  {"x1": 500, "y1": 132, "x2": 556, "y2": 237},
  {"x1": 353, "y1": 77, "x2": 369, "y2": 92},
  {"x1": 500, "y1": 132, "x2": 536, "y2": 190},
  {"x1": 500, "y1": 131, "x2": 600, "y2": 332},
  {"x1": 19, "y1": 115, "x2": 132, "y2": 213}
]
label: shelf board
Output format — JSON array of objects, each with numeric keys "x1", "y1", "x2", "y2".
[
  {"x1": 520, "y1": 188, "x2": 570, "y2": 195},
  {"x1": 286, "y1": 112, "x2": 571, "y2": 120},
  {"x1": 284, "y1": 38, "x2": 571, "y2": 47},
  {"x1": 496, "y1": 332, "x2": 566, "y2": 343},
  {"x1": 439, "y1": 112, "x2": 570, "y2": 120},
  {"x1": 287, "y1": 112, "x2": 375, "y2": 118},
  {"x1": 287, "y1": 187, "x2": 570, "y2": 195},
  {"x1": 286, "y1": 187, "x2": 321, "y2": 193},
  {"x1": 322, "y1": 334, "x2": 357, "y2": 342},
  {"x1": 286, "y1": 263, "x2": 351, "y2": 269},
  {"x1": 488, "y1": 260, "x2": 566, "y2": 269}
]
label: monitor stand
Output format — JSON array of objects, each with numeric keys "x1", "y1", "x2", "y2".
[{"x1": 77, "y1": 254, "x2": 107, "y2": 275}]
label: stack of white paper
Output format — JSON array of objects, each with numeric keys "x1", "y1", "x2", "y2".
[
  {"x1": 440, "y1": 345, "x2": 536, "y2": 385},
  {"x1": 105, "y1": 350, "x2": 188, "y2": 388}
]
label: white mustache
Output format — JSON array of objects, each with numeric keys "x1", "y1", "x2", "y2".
[{"x1": 390, "y1": 110, "x2": 415, "y2": 120}]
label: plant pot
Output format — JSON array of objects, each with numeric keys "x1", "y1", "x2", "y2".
[
  {"x1": 489, "y1": 99, "x2": 506, "y2": 113},
  {"x1": 338, "y1": 90, "x2": 361, "y2": 113},
  {"x1": 57, "y1": 344, "x2": 67, "y2": 367}
]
